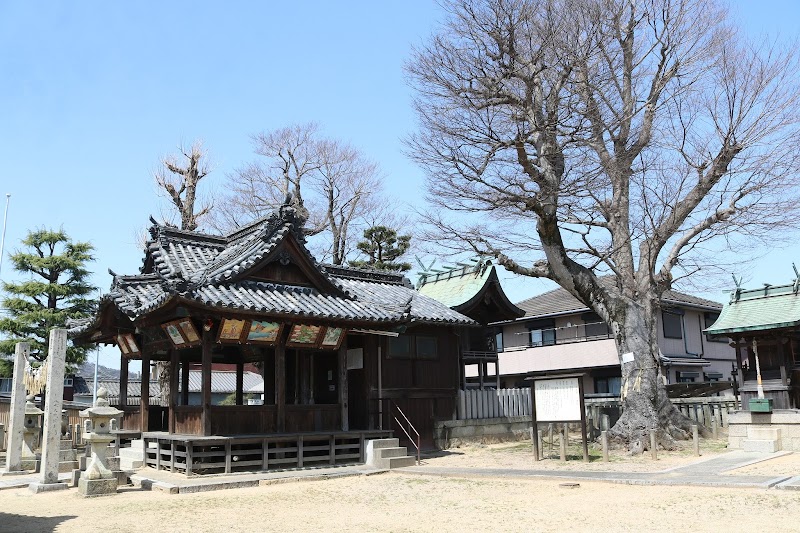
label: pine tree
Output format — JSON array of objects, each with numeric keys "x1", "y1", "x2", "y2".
[
  {"x1": 348, "y1": 226, "x2": 411, "y2": 272},
  {"x1": 0, "y1": 228, "x2": 96, "y2": 375}
]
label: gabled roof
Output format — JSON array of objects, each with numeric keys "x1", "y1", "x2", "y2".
[
  {"x1": 70, "y1": 201, "x2": 474, "y2": 339},
  {"x1": 512, "y1": 278, "x2": 722, "y2": 321},
  {"x1": 418, "y1": 260, "x2": 524, "y2": 323},
  {"x1": 705, "y1": 281, "x2": 800, "y2": 335}
]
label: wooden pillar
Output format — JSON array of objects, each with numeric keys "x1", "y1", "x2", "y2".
[
  {"x1": 119, "y1": 351, "x2": 129, "y2": 410},
  {"x1": 236, "y1": 359, "x2": 244, "y2": 405},
  {"x1": 778, "y1": 338, "x2": 788, "y2": 386},
  {"x1": 181, "y1": 352, "x2": 190, "y2": 406},
  {"x1": 169, "y1": 349, "x2": 178, "y2": 433},
  {"x1": 339, "y1": 341, "x2": 349, "y2": 431},
  {"x1": 141, "y1": 350, "x2": 150, "y2": 433},
  {"x1": 276, "y1": 341, "x2": 286, "y2": 432},
  {"x1": 202, "y1": 327, "x2": 212, "y2": 436}
]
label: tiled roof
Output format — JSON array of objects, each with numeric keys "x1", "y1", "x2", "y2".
[
  {"x1": 73, "y1": 371, "x2": 264, "y2": 397},
  {"x1": 418, "y1": 261, "x2": 494, "y2": 308},
  {"x1": 705, "y1": 282, "x2": 800, "y2": 335},
  {"x1": 186, "y1": 370, "x2": 264, "y2": 394},
  {"x1": 514, "y1": 278, "x2": 722, "y2": 320},
  {"x1": 71, "y1": 202, "x2": 474, "y2": 336}
]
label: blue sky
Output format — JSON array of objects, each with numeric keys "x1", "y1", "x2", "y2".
[{"x1": 0, "y1": 1, "x2": 798, "y2": 368}]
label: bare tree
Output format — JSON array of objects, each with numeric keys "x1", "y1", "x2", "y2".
[
  {"x1": 407, "y1": 0, "x2": 800, "y2": 451},
  {"x1": 212, "y1": 123, "x2": 385, "y2": 265},
  {"x1": 153, "y1": 140, "x2": 213, "y2": 403},
  {"x1": 154, "y1": 141, "x2": 213, "y2": 232}
]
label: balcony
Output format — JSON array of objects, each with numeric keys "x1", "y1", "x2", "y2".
[{"x1": 508, "y1": 321, "x2": 613, "y2": 351}]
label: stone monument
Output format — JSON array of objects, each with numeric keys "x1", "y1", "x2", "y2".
[
  {"x1": 29, "y1": 329, "x2": 69, "y2": 493},
  {"x1": 4, "y1": 342, "x2": 29, "y2": 474},
  {"x1": 78, "y1": 387, "x2": 123, "y2": 497},
  {"x1": 20, "y1": 395, "x2": 43, "y2": 471}
]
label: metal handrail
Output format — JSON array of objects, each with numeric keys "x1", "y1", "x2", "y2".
[{"x1": 388, "y1": 400, "x2": 421, "y2": 465}]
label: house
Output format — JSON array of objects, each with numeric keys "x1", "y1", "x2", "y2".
[
  {"x1": 71, "y1": 370, "x2": 264, "y2": 406},
  {"x1": 70, "y1": 199, "x2": 474, "y2": 473},
  {"x1": 417, "y1": 258, "x2": 524, "y2": 389},
  {"x1": 493, "y1": 281, "x2": 736, "y2": 394}
]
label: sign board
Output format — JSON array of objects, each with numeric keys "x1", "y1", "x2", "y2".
[{"x1": 534, "y1": 377, "x2": 582, "y2": 422}]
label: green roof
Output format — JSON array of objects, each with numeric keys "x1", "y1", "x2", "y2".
[
  {"x1": 704, "y1": 282, "x2": 800, "y2": 335},
  {"x1": 418, "y1": 261, "x2": 494, "y2": 308}
]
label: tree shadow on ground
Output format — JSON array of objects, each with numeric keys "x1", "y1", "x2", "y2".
[{"x1": 0, "y1": 512, "x2": 77, "y2": 533}]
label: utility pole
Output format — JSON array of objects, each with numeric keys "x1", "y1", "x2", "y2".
[{"x1": 0, "y1": 193, "x2": 10, "y2": 279}]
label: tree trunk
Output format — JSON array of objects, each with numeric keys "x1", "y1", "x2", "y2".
[{"x1": 606, "y1": 299, "x2": 699, "y2": 452}]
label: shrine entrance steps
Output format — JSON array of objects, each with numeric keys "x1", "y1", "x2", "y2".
[
  {"x1": 139, "y1": 430, "x2": 391, "y2": 476},
  {"x1": 365, "y1": 438, "x2": 417, "y2": 469}
]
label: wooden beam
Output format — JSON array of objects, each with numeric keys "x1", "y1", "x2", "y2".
[
  {"x1": 236, "y1": 359, "x2": 244, "y2": 406},
  {"x1": 276, "y1": 341, "x2": 286, "y2": 433},
  {"x1": 141, "y1": 350, "x2": 150, "y2": 433},
  {"x1": 339, "y1": 342, "x2": 349, "y2": 431},
  {"x1": 181, "y1": 352, "x2": 190, "y2": 406},
  {"x1": 169, "y1": 349, "x2": 178, "y2": 433},
  {"x1": 119, "y1": 350, "x2": 129, "y2": 411},
  {"x1": 202, "y1": 327, "x2": 212, "y2": 436}
]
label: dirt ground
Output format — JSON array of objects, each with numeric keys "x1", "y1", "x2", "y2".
[
  {"x1": 2, "y1": 440, "x2": 799, "y2": 533},
  {"x1": 2, "y1": 472, "x2": 799, "y2": 533},
  {"x1": 426, "y1": 433, "x2": 732, "y2": 472}
]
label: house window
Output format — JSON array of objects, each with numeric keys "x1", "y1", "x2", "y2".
[
  {"x1": 704, "y1": 313, "x2": 727, "y2": 342},
  {"x1": 705, "y1": 372, "x2": 723, "y2": 382},
  {"x1": 416, "y1": 336, "x2": 439, "y2": 360},
  {"x1": 64, "y1": 377, "x2": 74, "y2": 387},
  {"x1": 662, "y1": 311, "x2": 683, "y2": 339},
  {"x1": 595, "y1": 376, "x2": 621, "y2": 395},
  {"x1": 582, "y1": 313, "x2": 610, "y2": 339},
  {"x1": 676, "y1": 371, "x2": 699, "y2": 383},
  {"x1": 387, "y1": 335, "x2": 412, "y2": 358},
  {"x1": 529, "y1": 328, "x2": 556, "y2": 347},
  {"x1": 495, "y1": 330, "x2": 504, "y2": 353}
]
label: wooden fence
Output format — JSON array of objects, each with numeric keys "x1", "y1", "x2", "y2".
[
  {"x1": 457, "y1": 389, "x2": 740, "y2": 428},
  {"x1": 458, "y1": 388, "x2": 532, "y2": 420}
]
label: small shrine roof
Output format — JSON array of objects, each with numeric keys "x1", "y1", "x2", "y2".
[{"x1": 705, "y1": 281, "x2": 800, "y2": 335}]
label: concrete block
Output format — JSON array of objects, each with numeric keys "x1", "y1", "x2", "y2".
[
  {"x1": 727, "y1": 424, "x2": 747, "y2": 438},
  {"x1": 728, "y1": 436, "x2": 744, "y2": 450},
  {"x1": 742, "y1": 439, "x2": 781, "y2": 453},
  {"x1": 748, "y1": 427, "x2": 781, "y2": 441}
]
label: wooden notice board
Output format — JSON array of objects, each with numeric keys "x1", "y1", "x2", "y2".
[{"x1": 527, "y1": 373, "x2": 589, "y2": 462}]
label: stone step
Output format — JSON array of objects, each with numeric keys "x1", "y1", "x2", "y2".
[
  {"x1": 375, "y1": 455, "x2": 416, "y2": 469},
  {"x1": 119, "y1": 447, "x2": 144, "y2": 459},
  {"x1": 374, "y1": 446, "x2": 408, "y2": 460},
  {"x1": 119, "y1": 458, "x2": 144, "y2": 470},
  {"x1": 742, "y1": 439, "x2": 781, "y2": 453},
  {"x1": 368, "y1": 438, "x2": 400, "y2": 449},
  {"x1": 748, "y1": 427, "x2": 781, "y2": 441}
]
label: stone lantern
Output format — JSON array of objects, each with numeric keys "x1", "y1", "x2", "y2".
[
  {"x1": 20, "y1": 395, "x2": 43, "y2": 471},
  {"x1": 78, "y1": 387, "x2": 123, "y2": 497}
]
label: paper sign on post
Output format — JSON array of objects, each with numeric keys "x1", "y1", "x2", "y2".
[{"x1": 621, "y1": 352, "x2": 635, "y2": 364}]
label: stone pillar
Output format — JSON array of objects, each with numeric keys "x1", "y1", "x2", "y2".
[
  {"x1": 29, "y1": 329, "x2": 69, "y2": 493},
  {"x1": 5, "y1": 342, "x2": 29, "y2": 473},
  {"x1": 78, "y1": 388, "x2": 123, "y2": 497}
]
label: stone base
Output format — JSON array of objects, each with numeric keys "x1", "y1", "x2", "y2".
[
  {"x1": 19, "y1": 459, "x2": 39, "y2": 472},
  {"x1": 28, "y1": 482, "x2": 69, "y2": 494},
  {"x1": 78, "y1": 477, "x2": 118, "y2": 497},
  {"x1": 728, "y1": 409, "x2": 800, "y2": 451},
  {"x1": 742, "y1": 439, "x2": 781, "y2": 453}
]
